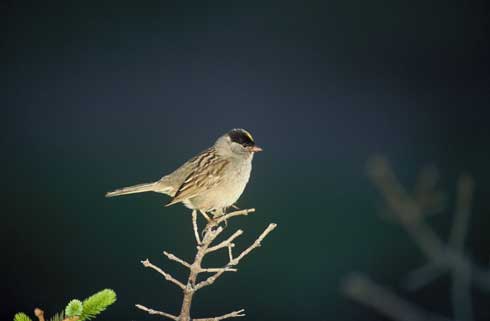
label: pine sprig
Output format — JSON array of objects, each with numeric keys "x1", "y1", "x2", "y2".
[
  {"x1": 79, "y1": 289, "x2": 116, "y2": 321},
  {"x1": 14, "y1": 313, "x2": 32, "y2": 321},
  {"x1": 48, "y1": 311, "x2": 64, "y2": 321},
  {"x1": 65, "y1": 299, "x2": 83, "y2": 317}
]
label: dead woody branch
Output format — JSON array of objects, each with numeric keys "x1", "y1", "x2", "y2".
[
  {"x1": 343, "y1": 156, "x2": 490, "y2": 321},
  {"x1": 342, "y1": 273, "x2": 446, "y2": 321},
  {"x1": 136, "y1": 208, "x2": 277, "y2": 321}
]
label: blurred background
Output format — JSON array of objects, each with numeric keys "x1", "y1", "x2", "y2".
[{"x1": 3, "y1": 1, "x2": 490, "y2": 321}]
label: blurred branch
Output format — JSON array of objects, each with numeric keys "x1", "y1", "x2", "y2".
[
  {"x1": 367, "y1": 157, "x2": 490, "y2": 292},
  {"x1": 449, "y1": 175, "x2": 474, "y2": 250},
  {"x1": 344, "y1": 156, "x2": 489, "y2": 321},
  {"x1": 402, "y1": 263, "x2": 446, "y2": 291},
  {"x1": 450, "y1": 175, "x2": 475, "y2": 321},
  {"x1": 342, "y1": 273, "x2": 446, "y2": 321},
  {"x1": 413, "y1": 165, "x2": 445, "y2": 216},
  {"x1": 137, "y1": 208, "x2": 276, "y2": 321}
]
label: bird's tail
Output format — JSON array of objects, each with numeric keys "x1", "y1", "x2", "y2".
[{"x1": 105, "y1": 181, "x2": 159, "y2": 198}]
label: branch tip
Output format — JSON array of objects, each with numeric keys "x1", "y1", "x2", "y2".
[
  {"x1": 135, "y1": 304, "x2": 179, "y2": 321},
  {"x1": 193, "y1": 308, "x2": 246, "y2": 321}
]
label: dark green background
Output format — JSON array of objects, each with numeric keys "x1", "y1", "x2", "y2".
[{"x1": 3, "y1": 1, "x2": 490, "y2": 320}]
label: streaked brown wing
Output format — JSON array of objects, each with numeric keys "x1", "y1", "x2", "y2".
[{"x1": 166, "y1": 150, "x2": 229, "y2": 207}]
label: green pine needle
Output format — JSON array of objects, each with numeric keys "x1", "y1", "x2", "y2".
[
  {"x1": 48, "y1": 311, "x2": 64, "y2": 321},
  {"x1": 65, "y1": 299, "x2": 83, "y2": 317},
  {"x1": 14, "y1": 313, "x2": 33, "y2": 321},
  {"x1": 79, "y1": 289, "x2": 117, "y2": 321}
]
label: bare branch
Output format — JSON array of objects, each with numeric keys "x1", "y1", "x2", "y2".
[
  {"x1": 231, "y1": 223, "x2": 277, "y2": 264},
  {"x1": 195, "y1": 223, "x2": 277, "y2": 291},
  {"x1": 164, "y1": 251, "x2": 191, "y2": 268},
  {"x1": 138, "y1": 208, "x2": 276, "y2": 321},
  {"x1": 192, "y1": 210, "x2": 201, "y2": 245},
  {"x1": 227, "y1": 244, "x2": 234, "y2": 262},
  {"x1": 215, "y1": 208, "x2": 256, "y2": 225},
  {"x1": 141, "y1": 259, "x2": 186, "y2": 290},
  {"x1": 202, "y1": 225, "x2": 224, "y2": 244},
  {"x1": 193, "y1": 309, "x2": 246, "y2": 321},
  {"x1": 199, "y1": 210, "x2": 212, "y2": 222},
  {"x1": 200, "y1": 267, "x2": 238, "y2": 273},
  {"x1": 195, "y1": 270, "x2": 227, "y2": 291},
  {"x1": 206, "y1": 230, "x2": 243, "y2": 253},
  {"x1": 135, "y1": 304, "x2": 179, "y2": 321}
]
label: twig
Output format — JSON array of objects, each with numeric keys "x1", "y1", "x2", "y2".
[
  {"x1": 200, "y1": 267, "x2": 238, "y2": 272},
  {"x1": 227, "y1": 244, "x2": 234, "y2": 261},
  {"x1": 231, "y1": 223, "x2": 277, "y2": 264},
  {"x1": 192, "y1": 210, "x2": 201, "y2": 245},
  {"x1": 195, "y1": 223, "x2": 277, "y2": 291},
  {"x1": 193, "y1": 309, "x2": 246, "y2": 321},
  {"x1": 206, "y1": 230, "x2": 243, "y2": 253},
  {"x1": 202, "y1": 225, "x2": 224, "y2": 244},
  {"x1": 215, "y1": 208, "x2": 256, "y2": 225},
  {"x1": 141, "y1": 259, "x2": 186, "y2": 290},
  {"x1": 135, "y1": 304, "x2": 179, "y2": 321},
  {"x1": 195, "y1": 270, "x2": 227, "y2": 291},
  {"x1": 199, "y1": 210, "x2": 212, "y2": 222},
  {"x1": 164, "y1": 251, "x2": 191, "y2": 268}
]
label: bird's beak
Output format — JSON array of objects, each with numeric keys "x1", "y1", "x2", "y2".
[{"x1": 249, "y1": 145, "x2": 263, "y2": 153}]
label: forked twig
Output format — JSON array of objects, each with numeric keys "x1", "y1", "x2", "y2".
[
  {"x1": 141, "y1": 259, "x2": 186, "y2": 290},
  {"x1": 137, "y1": 208, "x2": 276, "y2": 321}
]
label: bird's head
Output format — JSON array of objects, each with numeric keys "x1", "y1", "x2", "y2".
[{"x1": 215, "y1": 128, "x2": 262, "y2": 158}]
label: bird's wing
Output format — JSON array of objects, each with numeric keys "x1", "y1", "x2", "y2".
[{"x1": 166, "y1": 150, "x2": 229, "y2": 207}]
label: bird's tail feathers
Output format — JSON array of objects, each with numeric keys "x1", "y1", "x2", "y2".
[{"x1": 105, "y1": 181, "x2": 159, "y2": 198}]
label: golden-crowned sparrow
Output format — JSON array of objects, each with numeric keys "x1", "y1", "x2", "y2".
[{"x1": 106, "y1": 129, "x2": 262, "y2": 216}]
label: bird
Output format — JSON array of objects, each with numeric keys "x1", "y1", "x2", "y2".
[{"x1": 105, "y1": 128, "x2": 262, "y2": 219}]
